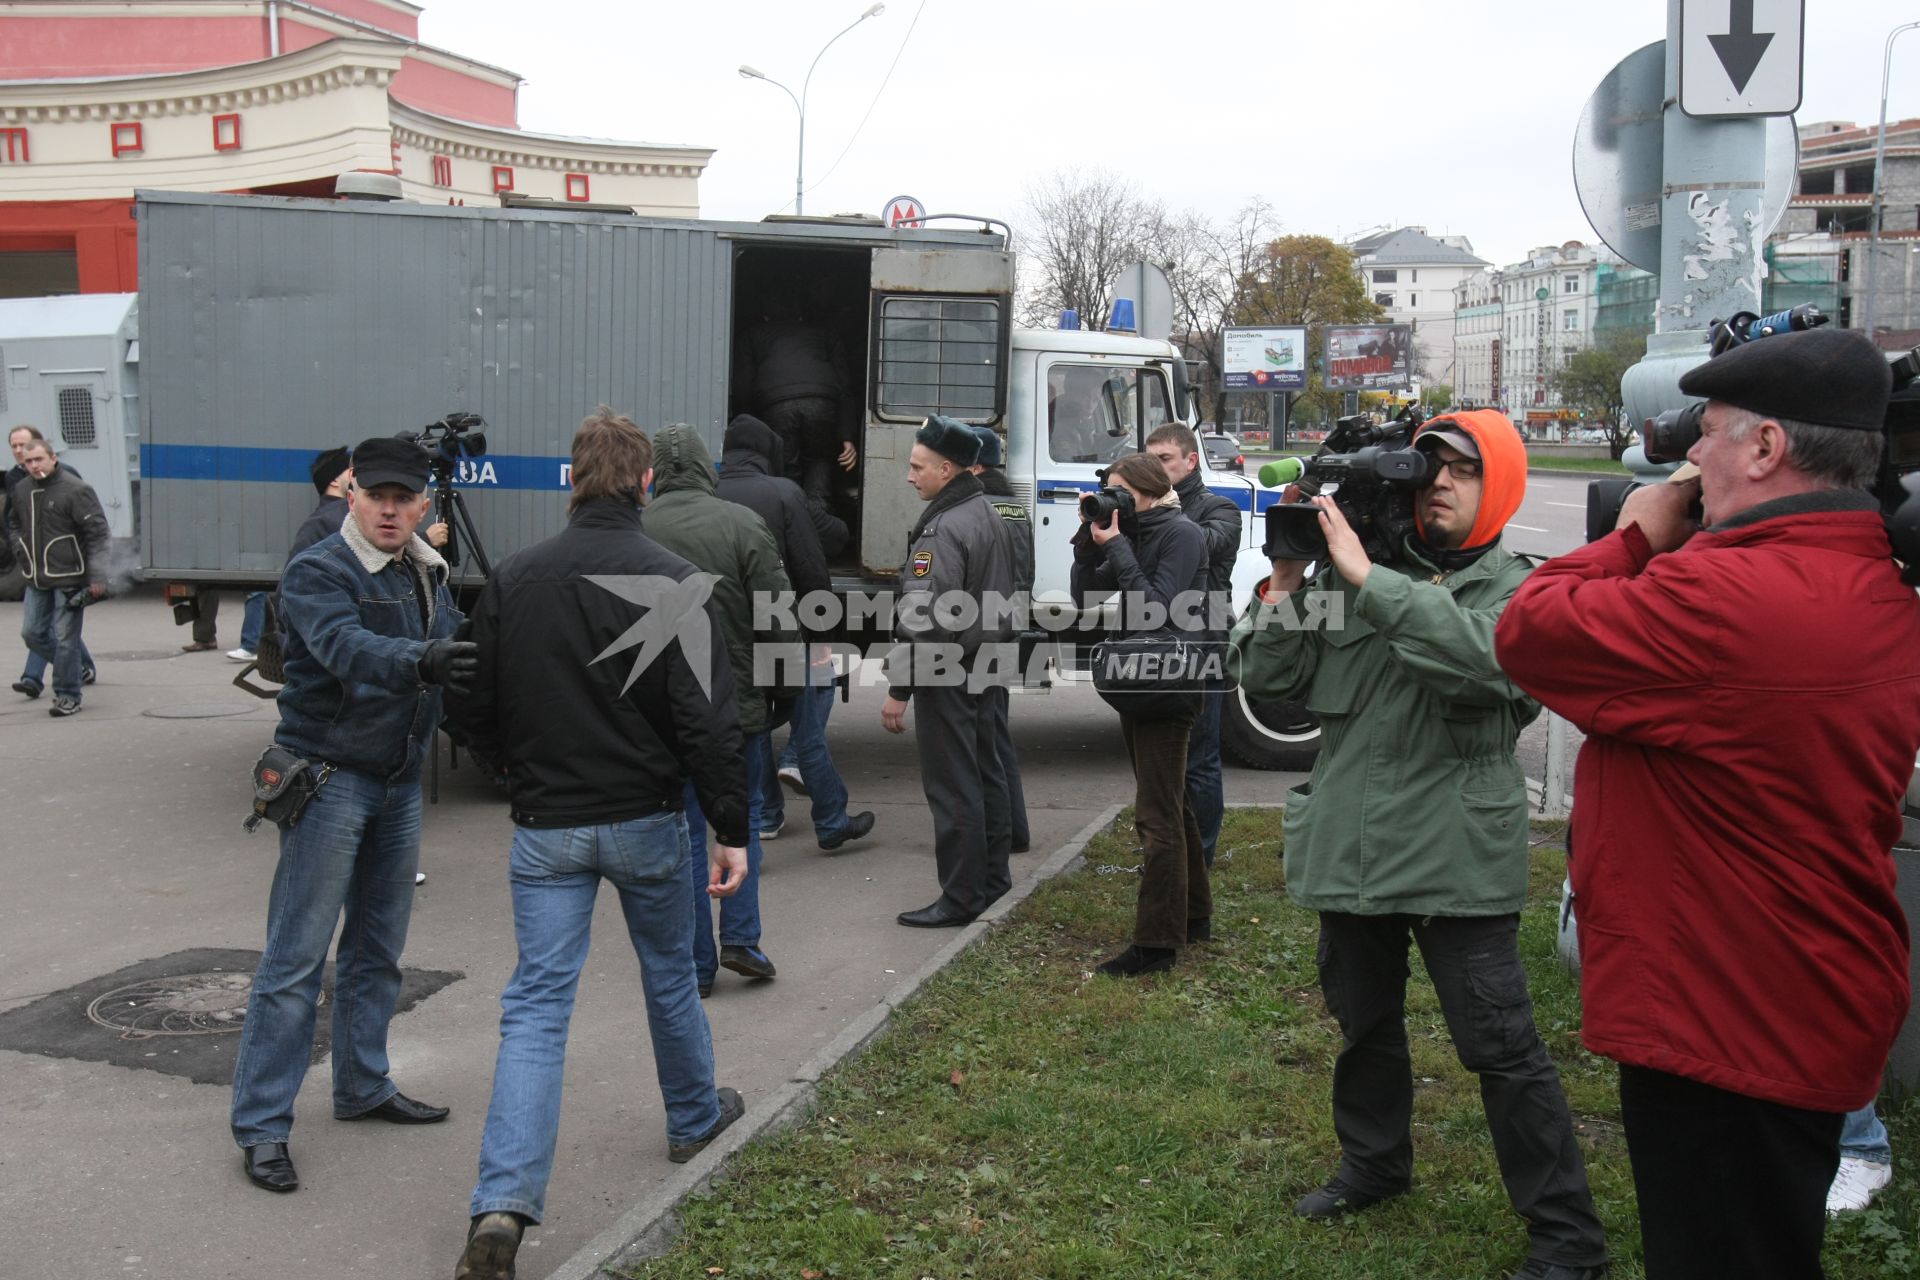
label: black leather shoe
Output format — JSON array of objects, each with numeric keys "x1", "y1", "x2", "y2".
[
  {"x1": 242, "y1": 1141, "x2": 298, "y2": 1193},
  {"x1": 1510, "y1": 1261, "x2": 1608, "y2": 1280},
  {"x1": 720, "y1": 944, "x2": 777, "y2": 980},
  {"x1": 339, "y1": 1090, "x2": 449, "y2": 1124},
  {"x1": 818, "y1": 810, "x2": 875, "y2": 852},
  {"x1": 455, "y1": 1211, "x2": 525, "y2": 1280},
  {"x1": 896, "y1": 900, "x2": 978, "y2": 929},
  {"x1": 1096, "y1": 945, "x2": 1177, "y2": 977},
  {"x1": 1294, "y1": 1174, "x2": 1403, "y2": 1219},
  {"x1": 668, "y1": 1086, "x2": 746, "y2": 1163}
]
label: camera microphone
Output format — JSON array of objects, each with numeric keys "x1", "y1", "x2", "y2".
[{"x1": 1258, "y1": 457, "x2": 1305, "y2": 488}]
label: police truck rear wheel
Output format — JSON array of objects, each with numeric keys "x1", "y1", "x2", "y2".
[{"x1": 1220, "y1": 687, "x2": 1320, "y2": 771}]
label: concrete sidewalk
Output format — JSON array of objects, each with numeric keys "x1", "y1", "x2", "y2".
[{"x1": 0, "y1": 590, "x2": 1299, "y2": 1279}]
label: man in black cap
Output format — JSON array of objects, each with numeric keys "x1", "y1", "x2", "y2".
[
  {"x1": 1497, "y1": 327, "x2": 1920, "y2": 1280},
  {"x1": 229, "y1": 435, "x2": 477, "y2": 1196},
  {"x1": 883, "y1": 414, "x2": 1018, "y2": 926}
]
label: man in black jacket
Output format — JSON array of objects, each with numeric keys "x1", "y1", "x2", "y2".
[
  {"x1": 968, "y1": 424, "x2": 1033, "y2": 854},
  {"x1": 446, "y1": 408, "x2": 749, "y2": 1280},
  {"x1": 717, "y1": 415, "x2": 874, "y2": 853},
  {"x1": 10, "y1": 436, "x2": 109, "y2": 716},
  {"x1": 7, "y1": 425, "x2": 95, "y2": 698},
  {"x1": 1146, "y1": 424, "x2": 1242, "y2": 866}
]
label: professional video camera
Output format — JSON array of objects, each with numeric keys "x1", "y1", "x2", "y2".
[
  {"x1": 400, "y1": 410, "x2": 488, "y2": 471},
  {"x1": 1257, "y1": 405, "x2": 1432, "y2": 562},
  {"x1": 1587, "y1": 307, "x2": 1824, "y2": 540}
]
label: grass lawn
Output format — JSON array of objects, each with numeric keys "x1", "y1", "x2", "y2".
[
  {"x1": 623, "y1": 809, "x2": 1917, "y2": 1280},
  {"x1": 1526, "y1": 456, "x2": 1630, "y2": 474}
]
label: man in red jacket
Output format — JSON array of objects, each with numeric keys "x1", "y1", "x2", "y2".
[{"x1": 1495, "y1": 327, "x2": 1920, "y2": 1280}]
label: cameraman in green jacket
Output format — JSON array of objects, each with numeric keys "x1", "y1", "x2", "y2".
[{"x1": 1228, "y1": 411, "x2": 1606, "y2": 1280}]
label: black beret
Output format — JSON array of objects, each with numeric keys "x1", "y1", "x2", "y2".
[
  {"x1": 309, "y1": 445, "x2": 351, "y2": 495},
  {"x1": 916, "y1": 414, "x2": 981, "y2": 467},
  {"x1": 1677, "y1": 327, "x2": 1892, "y2": 432},
  {"x1": 350, "y1": 436, "x2": 432, "y2": 493}
]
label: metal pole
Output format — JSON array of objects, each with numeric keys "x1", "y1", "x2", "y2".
[
  {"x1": 1541, "y1": 712, "x2": 1570, "y2": 820},
  {"x1": 797, "y1": 7, "x2": 882, "y2": 217},
  {"x1": 1864, "y1": 21, "x2": 1920, "y2": 336}
]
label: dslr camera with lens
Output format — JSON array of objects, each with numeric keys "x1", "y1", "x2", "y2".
[{"x1": 1079, "y1": 477, "x2": 1136, "y2": 527}]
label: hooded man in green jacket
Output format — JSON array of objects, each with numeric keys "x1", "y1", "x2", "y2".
[
  {"x1": 643, "y1": 424, "x2": 800, "y2": 997},
  {"x1": 1229, "y1": 411, "x2": 1606, "y2": 1280}
]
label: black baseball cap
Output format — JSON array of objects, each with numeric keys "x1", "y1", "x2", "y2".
[{"x1": 350, "y1": 437, "x2": 432, "y2": 493}]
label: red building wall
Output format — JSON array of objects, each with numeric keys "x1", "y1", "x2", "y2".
[{"x1": 0, "y1": 200, "x2": 139, "y2": 294}]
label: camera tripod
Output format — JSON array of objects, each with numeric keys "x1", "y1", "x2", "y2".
[{"x1": 430, "y1": 464, "x2": 493, "y2": 578}]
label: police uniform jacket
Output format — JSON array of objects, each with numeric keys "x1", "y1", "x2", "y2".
[
  {"x1": 979, "y1": 465, "x2": 1035, "y2": 595},
  {"x1": 885, "y1": 471, "x2": 1016, "y2": 701}
]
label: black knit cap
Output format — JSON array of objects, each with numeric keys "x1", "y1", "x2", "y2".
[
  {"x1": 309, "y1": 446, "x2": 351, "y2": 495},
  {"x1": 350, "y1": 437, "x2": 432, "y2": 493},
  {"x1": 1678, "y1": 327, "x2": 1892, "y2": 432},
  {"x1": 917, "y1": 414, "x2": 981, "y2": 467}
]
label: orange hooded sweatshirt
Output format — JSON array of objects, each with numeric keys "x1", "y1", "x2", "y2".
[{"x1": 1412, "y1": 409, "x2": 1527, "y2": 550}]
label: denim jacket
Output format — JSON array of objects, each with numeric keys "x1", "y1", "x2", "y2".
[{"x1": 275, "y1": 516, "x2": 462, "y2": 781}]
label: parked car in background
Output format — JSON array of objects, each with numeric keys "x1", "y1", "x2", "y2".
[{"x1": 1200, "y1": 432, "x2": 1245, "y2": 473}]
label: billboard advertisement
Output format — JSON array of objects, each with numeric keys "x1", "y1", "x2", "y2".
[
  {"x1": 1323, "y1": 324, "x2": 1413, "y2": 391},
  {"x1": 1222, "y1": 326, "x2": 1307, "y2": 391}
]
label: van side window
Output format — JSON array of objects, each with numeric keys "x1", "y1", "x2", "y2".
[
  {"x1": 873, "y1": 296, "x2": 1003, "y2": 422},
  {"x1": 1046, "y1": 365, "x2": 1171, "y2": 466}
]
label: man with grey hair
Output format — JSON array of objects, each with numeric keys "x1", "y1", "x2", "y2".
[{"x1": 1497, "y1": 327, "x2": 1920, "y2": 1280}]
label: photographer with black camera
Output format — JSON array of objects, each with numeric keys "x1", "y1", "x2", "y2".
[
  {"x1": 1496, "y1": 327, "x2": 1920, "y2": 1280},
  {"x1": 1231, "y1": 410, "x2": 1609, "y2": 1280},
  {"x1": 1072, "y1": 452, "x2": 1211, "y2": 979}
]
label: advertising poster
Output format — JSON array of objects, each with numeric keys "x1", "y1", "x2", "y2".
[
  {"x1": 1222, "y1": 326, "x2": 1307, "y2": 391},
  {"x1": 1323, "y1": 324, "x2": 1413, "y2": 391}
]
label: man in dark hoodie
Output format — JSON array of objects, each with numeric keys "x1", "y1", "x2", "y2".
[
  {"x1": 446, "y1": 409, "x2": 748, "y2": 1280},
  {"x1": 716, "y1": 414, "x2": 875, "y2": 854},
  {"x1": 882, "y1": 415, "x2": 1018, "y2": 927},
  {"x1": 644, "y1": 423, "x2": 801, "y2": 994}
]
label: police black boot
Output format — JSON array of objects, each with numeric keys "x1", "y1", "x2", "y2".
[{"x1": 1095, "y1": 945, "x2": 1176, "y2": 977}]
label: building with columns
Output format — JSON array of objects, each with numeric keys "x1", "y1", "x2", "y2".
[{"x1": 0, "y1": 0, "x2": 713, "y2": 296}]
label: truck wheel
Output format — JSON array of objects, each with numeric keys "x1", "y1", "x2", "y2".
[{"x1": 1220, "y1": 687, "x2": 1320, "y2": 771}]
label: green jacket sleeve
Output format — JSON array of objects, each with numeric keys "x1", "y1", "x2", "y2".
[
  {"x1": 1228, "y1": 577, "x2": 1330, "y2": 704},
  {"x1": 1352, "y1": 563, "x2": 1533, "y2": 711}
]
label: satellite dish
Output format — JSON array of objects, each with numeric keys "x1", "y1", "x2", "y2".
[
  {"x1": 1108, "y1": 261, "x2": 1175, "y2": 341},
  {"x1": 1573, "y1": 41, "x2": 1798, "y2": 273}
]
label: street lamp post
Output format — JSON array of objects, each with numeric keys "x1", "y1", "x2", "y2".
[
  {"x1": 1863, "y1": 19, "x2": 1920, "y2": 337},
  {"x1": 739, "y1": 4, "x2": 885, "y2": 216}
]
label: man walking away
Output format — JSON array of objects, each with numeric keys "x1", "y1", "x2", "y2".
[
  {"x1": 716, "y1": 414, "x2": 874, "y2": 852},
  {"x1": 1146, "y1": 423, "x2": 1241, "y2": 866},
  {"x1": 9, "y1": 437, "x2": 109, "y2": 716},
  {"x1": 882, "y1": 415, "x2": 1018, "y2": 927},
  {"x1": 643, "y1": 423, "x2": 800, "y2": 994},
  {"x1": 228, "y1": 437, "x2": 473, "y2": 1197},
  {"x1": 446, "y1": 409, "x2": 749, "y2": 1280}
]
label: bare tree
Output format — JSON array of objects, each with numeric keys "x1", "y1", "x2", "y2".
[
  {"x1": 1147, "y1": 198, "x2": 1280, "y2": 424},
  {"x1": 1015, "y1": 169, "x2": 1162, "y2": 331}
]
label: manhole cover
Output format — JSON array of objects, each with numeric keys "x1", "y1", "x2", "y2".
[
  {"x1": 85, "y1": 971, "x2": 322, "y2": 1038},
  {"x1": 142, "y1": 704, "x2": 261, "y2": 719}
]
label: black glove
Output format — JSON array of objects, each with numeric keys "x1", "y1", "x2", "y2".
[{"x1": 417, "y1": 639, "x2": 480, "y2": 694}]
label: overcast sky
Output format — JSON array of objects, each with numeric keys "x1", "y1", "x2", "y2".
[{"x1": 424, "y1": 0, "x2": 1920, "y2": 271}]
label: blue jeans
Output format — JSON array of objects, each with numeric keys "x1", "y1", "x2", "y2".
[
  {"x1": 19, "y1": 584, "x2": 92, "y2": 699},
  {"x1": 230, "y1": 767, "x2": 422, "y2": 1148},
  {"x1": 240, "y1": 591, "x2": 268, "y2": 651},
  {"x1": 684, "y1": 733, "x2": 767, "y2": 982},
  {"x1": 1185, "y1": 681, "x2": 1226, "y2": 866},
  {"x1": 1841, "y1": 1103, "x2": 1892, "y2": 1163},
  {"x1": 469, "y1": 813, "x2": 722, "y2": 1223},
  {"x1": 764, "y1": 654, "x2": 850, "y2": 840}
]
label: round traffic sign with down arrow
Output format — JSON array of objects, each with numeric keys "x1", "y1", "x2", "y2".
[{"x1": 1572, "y1": 40, "x2": 1798, "y2": 273}]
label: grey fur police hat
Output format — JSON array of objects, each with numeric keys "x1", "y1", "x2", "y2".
[
  {"x1": 1677, "y1": 327, "x2": 1892, "y2": 432},
  {"x1": 967, "y1": 424, "x2": 1005, "y2": 467},
  {"x1": 917, "y1": 414, "x2": 981, "y2": 468}
]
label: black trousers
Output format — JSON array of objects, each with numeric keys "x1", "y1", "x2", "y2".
[
  {"x1": 1120, "y1": 715, "x2": 1210, "y2": 949},
  {"x1": 1316, "y1": 911, "x2": 1608, "y2": 1268},
  {"x1": 914, "y1": 683, "x2": 1012, "y2": 915},
  {"x1": 986, "y1": 677, "x2": 1030, "y2": 850},
  {"x1": 761, "y1": 395, "x2": 841, "y2": 503},
  {"x1": 1618, "y1": 1065, "x2": 1843, "y2": 1280}
]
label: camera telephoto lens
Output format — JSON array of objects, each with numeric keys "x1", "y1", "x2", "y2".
[{"x1": 1079, "y1": 486, "x2": 1134, "y2": 525}]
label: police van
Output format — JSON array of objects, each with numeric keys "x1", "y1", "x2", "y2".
[{"x1": 134, "y1": 189, "x2": 1316, "y2": 769}]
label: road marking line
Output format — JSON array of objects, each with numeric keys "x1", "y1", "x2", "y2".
[
  {"x1": 1507, "y1": 523, "x2": 1549, "y2": 532},
  {"x1": 1547, "y1": 502, "x2": 1587, "y2": 509}
]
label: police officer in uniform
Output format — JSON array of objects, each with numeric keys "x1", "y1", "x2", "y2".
[
  {"x1": 882, "y1": 415, "x2": 1018, "y2": 927},
  {"x1": 968, "y1": 423, "x2": 1034, "y2": 854}
]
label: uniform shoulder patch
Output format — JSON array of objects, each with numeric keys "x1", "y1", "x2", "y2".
[
  {"x1": 991, "y1": 500, "x2": 1029, "y2": 523},
  {"x1": 911, "y1": 550, "x2": 934, "y2": 578}
]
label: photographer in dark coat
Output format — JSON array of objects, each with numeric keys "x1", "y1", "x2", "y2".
[
  {"x1": 1146, "y1": 424, "x2": 1242, "y2": 866},
  {"x1": 1072, "y1": 452, "x2": 1210, "y2": 977}
]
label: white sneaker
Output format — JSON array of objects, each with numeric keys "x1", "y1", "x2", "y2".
[
  {"x1": 414, "y1": 871, "x2": 427, "y2": 886},
  {"x1": 777, "y1": 765, "x2": 807, "y2": 796},
  {"x1": 227, "y1": 648, "x2": 256, "y2": 662},
  {"x1": 1827, "y1": 1156, "x2": 1892, "y2": 1215},
  {"x1": 759, "y1": 818, "x2": 784, "y2": 841}
]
